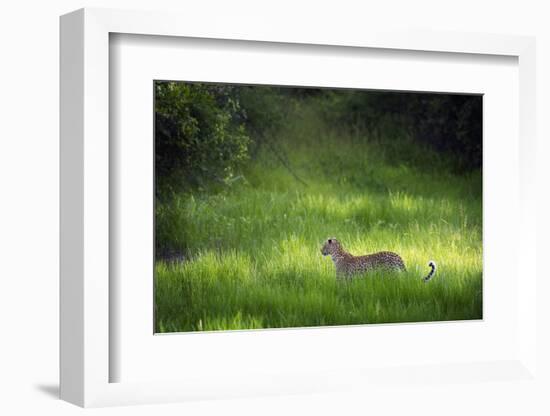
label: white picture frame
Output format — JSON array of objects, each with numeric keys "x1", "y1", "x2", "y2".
[{"x1": 60, "y1": 7, "x2": 538, "y2": 408}]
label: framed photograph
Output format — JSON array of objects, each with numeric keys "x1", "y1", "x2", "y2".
[
  {"x1": 60, "y1": 8, "x2": 538, "y2": 408},
  {"x1": 152, "y1": 80, "x2": 482, "y2": 334}
]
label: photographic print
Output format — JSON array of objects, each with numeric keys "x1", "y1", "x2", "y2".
[{"x1": 154, "y1": 81, "x2": 482, "y2": 333}]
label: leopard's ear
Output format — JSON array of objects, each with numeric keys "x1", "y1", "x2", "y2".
[{"x1": 328, "y1": 238, "x2": 332, "y2": 244}]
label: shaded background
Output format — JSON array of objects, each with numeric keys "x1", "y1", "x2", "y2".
[{"x1": 155, "y1": 82, "x2": 482, "y2": 198}]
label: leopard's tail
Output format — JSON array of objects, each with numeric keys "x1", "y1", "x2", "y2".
[{"x1": 422, "y1": 261, "x2": 437, "y2": 283}]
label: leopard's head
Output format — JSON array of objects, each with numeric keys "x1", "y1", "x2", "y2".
[{"x1": 321, "y1": 237, "x2": 341, "y2": 256}]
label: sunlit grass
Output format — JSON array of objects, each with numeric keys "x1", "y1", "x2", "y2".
[{"x1": 155, "y1": 104, "x2": 482, "y2": 332}]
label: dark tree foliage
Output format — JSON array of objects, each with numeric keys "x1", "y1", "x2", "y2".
[
  {"x1": 236, "y1": 86, "x2": 289, "y2": 141},
  {"x1": 321, "y1": 90, "x2": 482, "y2": 172},
  {"x1": 155, "y1": 82, "x2": 482, "y2": 198},
  {"x1": 407, "y1": 94, "x2": 482, "y2": 171},
  {"x1": 155, "y1": 81, "x2": 250, "y2": 195}
]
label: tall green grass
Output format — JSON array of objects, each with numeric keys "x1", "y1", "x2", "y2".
[{"x1": 155, "y1": 101, "x2": 482, "y2": 332}]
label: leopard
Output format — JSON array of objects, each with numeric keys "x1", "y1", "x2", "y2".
[{"x1": 320, "y1": 237, "x2": 436, "y2": 282}]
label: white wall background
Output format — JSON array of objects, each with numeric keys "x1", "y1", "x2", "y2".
[{"x1": 1, "y1": 1, "x2": 548, "y2": 415}]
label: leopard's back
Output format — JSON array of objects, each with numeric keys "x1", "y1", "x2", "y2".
[{"x1": 343, "y1": 251, "x2": 406, "y2": 275}]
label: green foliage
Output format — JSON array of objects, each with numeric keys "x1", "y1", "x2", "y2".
[
  {"x1": 155, "y1": 83, "x2": 482, "y2": 201},
  {"x1": 155, "y1": 105, "x2": 482, "y2": 332},
  {"x1": 237, "y1": 86, "x2": 290, "y2": 140},
  {"x1": 155, "y1": 81, "x2": 250, "y2": 195},
  {"x1": 407, "y1": 94, "x2": 482, "y2": 171},
  {"x1": 319, "y1": 90, "x2": 482, "y2": 171}
]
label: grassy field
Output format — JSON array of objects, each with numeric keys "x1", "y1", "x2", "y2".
[{"x1": 155, "y1": 100, "x2": 482, "y2": 333}]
